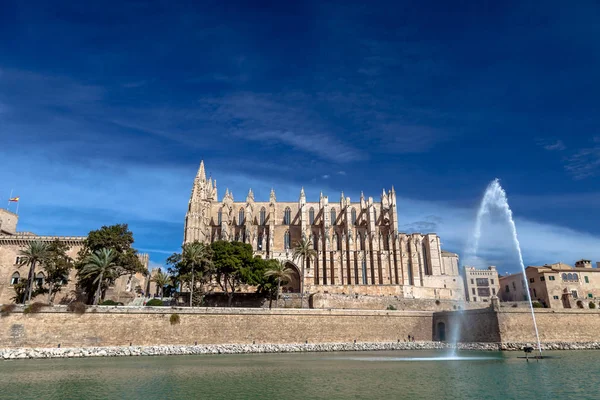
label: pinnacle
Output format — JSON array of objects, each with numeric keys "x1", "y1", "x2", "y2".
[{"x1": 196, "y1": 160, "x2": 206, "y2": 181}]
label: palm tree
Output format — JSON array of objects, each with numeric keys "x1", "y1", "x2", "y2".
[
  {"x1": 80, "y1": 248, "x2": 119, "y2": 305},
  {"x1": 182, "y1": 241, "x2": 211, "y2": 307},
  {"x1": 18, "y1": 241, "x2": 49, "y2": 304},
  {"x1": 150, "y1": 270, "x2": 172, "y2": 297},
  {"x1": 264, "y1": 260, "x2": 295, "y2": 306},
  {"x1": 292, "y1": 237, "x2": 317, "y2": 308}
]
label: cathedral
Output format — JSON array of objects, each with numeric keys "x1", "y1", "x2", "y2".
[{"x1": 184, "y1": 161, "x2": 465, "y2": 300}]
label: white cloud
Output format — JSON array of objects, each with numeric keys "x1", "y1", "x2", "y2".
[
  {"x1": 542, "y1": 140, "x2": 566, "y2": 151},
  {"x1": 322, "y1": 174, "x2": 330, "y2": 179}
]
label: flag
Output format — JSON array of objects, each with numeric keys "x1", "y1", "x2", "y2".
[{"x1": 9, "y1": 197, "x2": 19, "y2": 202}]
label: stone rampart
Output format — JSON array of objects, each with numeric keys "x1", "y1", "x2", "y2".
[
  {"x1": 0, "y1": 306, "x2": 433, "y2": 348},
  {"x1": 311, "y1": 293, "x2": 487, "y2": 311}
]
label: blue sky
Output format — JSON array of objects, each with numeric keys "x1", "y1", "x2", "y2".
[{"x1": 1, "y1": 1, "x2": 599, "y2": 274}]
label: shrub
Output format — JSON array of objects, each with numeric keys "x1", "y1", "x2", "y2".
[
  {"x1": 23, "y1": 302, "x2": 47, "y2": 314},
  {"x1": 1, "y1": 304, "x2": 16, "y2": 317},
  {"x1": 99, "y1": 300, "x2": 119, "y2": 306},
  {"x1": 589, "y1": 302, "x2": 596, "y2": 309},
  {"x1": 146, "y1": 299, "x2": 164, "y2": 307},
  {"x1": 67, "y1": 302, "x2": 87, "y2": 314},
  {"x1": 532, "y1": 302, "x2": 544, "y2": 308},
  {"x1": 386, "y1": 305, "x2": 397, "y2": 311},
  {"x1": 170, "y1": 313, "x2": 181, "y2": 325}
]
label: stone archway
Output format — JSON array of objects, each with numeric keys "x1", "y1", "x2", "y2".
[
  {"x1": 280, "y1": 261, "x2": 301, "y2": 294},
  {"x1": 437, "y1": 322, "x2": 446, "y2": 342}
]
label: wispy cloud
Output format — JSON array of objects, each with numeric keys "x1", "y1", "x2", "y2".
[
  {"x1": 538, "y1": 139, "x2": 566, "y2": 151},
  {"x1": 564, "y1": 137, "x2": 600, "y2": 179}
]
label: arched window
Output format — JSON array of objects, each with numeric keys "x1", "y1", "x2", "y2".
[
  {"x1": 330, "y1": 208, "x2": 336, "y2": 225},
  {"x1": 217, "y1": 209, "x2": 222, "y2": 225},
  {"x1": 567, "y1": 273, "x2": 573, "y2": 281},
  {"x1": 562, "y1": 273, "x2": 567, "y2": 281},
  {"x1": 284, "y1": 207, "x2": 291, "y2": 225},
  {"x1": 258, "y1": 233, "x2": 263, "y2": 250},
  {"x1": 284, "y1": 231, "x2": 290, "y2": 249},
  {"x1": 309, "y1": 207, "x2": 315, "y2": 225},
  {"x1": 10, "y1": 272, "x2": 19, "y2": 285},
  {"x1": 362, "y1": 260, "x2": 367, "y2": 285},
  {"x1": 573, "y1": 273, "x2": 579, "y2": 281},
  {"x1": 312, "y1": 234, "x2": 318, "y2": 250},
  {"x1": 35, "y1": 272, "x2": 45, "y2": 287},
  {"x1": 351, "y1": 208, "x2": 357, "y2": 225},
  {"x1": 260, "y1": 207, "x2": 266, "y2": 225},
  {"x1": 360, "y1": 233, "x2": 365, "y2": 250},
  {"x1": 239, "y1": 208, "x2": 245, "y2": 225}
]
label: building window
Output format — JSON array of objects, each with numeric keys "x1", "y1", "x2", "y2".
[
  {"x1": 257, "y1": 233, "x2": 263, "y2": 250},
  {"x1": 549, "y1": 276, "x2": 555, "y2": 281},
  {"x1": 567, "y1": 273, "x2": 573, "y2": 281},
  {"x1": 359, "y1": 234, "x2": 365, "y2": 251},
  {"x1": 529, "y1": 278, "x2": 534, "y2": 283},
  {"x1": 362, "y1": 260, "x2": 367, "y2": 284},
  {"x1": 334, "y1": 233, "x2": 341, "y2": 251},
  {"x1": 35, "y1": 272, "x2": 45, "y2": 287},
  {"x1": 218, "y1": 209, "x2": 222, "y2": 225},
  {"x1": 491, "y1": 279, "x2": 494, "y2": 285},
  {"x1": 10, "y1": 272, "x2": 19, "y2": 285},
  {"x1": 492, "y1": 288, "x2": 496, "y2": 295},
  {"x1": 562, "y1": 273, "x2": 568, "y2": 281},
  {"x1": 553, "y1": 295, "x2": 559, "y2": 300},
  {"x1": 472, "y1": 288, "x2": 476, "y2": 295},
  {"x1": 573, "y1": 273, "x2": 579, "y2": 281},
  {"x1": 351, "y1": 208, "x2": 357, "y2": 225},
  {"x1": 284, "y1": 207, "x2": 291, "y2": 225},
  {"x1": 505, "y1": 285, "x2": 510, "y2": 293},
  {"x1": 585, "y1": 276, "x2": 589, "y2": 283},
  {"x1": 15, "y1": 257, "x2": 21, "y2": 265},
  {"x1": 532, "y1": 288, "x2": 537, "y2": 297},
  {"x1": 513, "y1": 282, "x2": 516, "y2": 289},
  {"x1": 471, "y1": 279, "x2": 474, "y2": 285},
  {"x1": 588, "y1": 293, "x2": 593, "y2": 298},
  {"x1": 330, "y1": 209, "x2": 336, "y2": 225},
  {"x1": 260, "y1": 207, "x2": 266, "y2": 225},
  {"x1": 540, "y1": 276, "x2": 545, "y2": 282},
  {"x1": 473, "y1": 297, "x2": 477, "y2": 302},
  {"x1": 312, "y1": 234, "x2": 318, "y2": 250},
  {"x1": 571, "y1": 290, "x2": 578, "y2": 299},
  {"x1": 238, "y1": 208, "x2": 245, "y2": 225},
  {"x1": 478, "y1": 287, "x2": 490, "y2": 297},
  {"x1": 309, "y1": 207, "x2": 315, "y2": 225},
  {"x1": 476, "y1": 278, "x2": 489, "y2": 286},
  {"x1": 284, "y1": 231, "x2": 290, "y2": 249}
]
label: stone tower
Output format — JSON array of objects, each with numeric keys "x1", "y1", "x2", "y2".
[{"x1": 184, "y1": 161, "x2": 216, "y2": 244}]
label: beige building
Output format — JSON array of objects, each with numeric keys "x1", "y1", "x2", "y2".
[
  {"x1": 499, "y1": 260, "x2": 600, "y2": 308},
  {"x1": 184, "y1": 161, "x2": 465, "y2": 300},
  {"x1": 0, "y1": 209, "x2": 150, "y2": 305},
  {"x1": 463, "y1": 266, "x2": 500, "y2": 303}
]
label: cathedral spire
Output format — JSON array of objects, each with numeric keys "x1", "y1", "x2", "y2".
[
  {"x1": 270, "y1": 188, "x2": 276, "y2": 203},
  {"x1": 247, "y1": 188, "x2": 254, "y2": 202},
  {"x1": 300, "y1": 187, "x2": 306, "y2": 200},
  {"x1": 196, "y1": 160, "x2": 206, "y2": 182}
]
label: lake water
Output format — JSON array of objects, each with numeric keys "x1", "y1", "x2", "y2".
[{"x1": 0, "y1": 350, "x2": 597, "y2": 399}]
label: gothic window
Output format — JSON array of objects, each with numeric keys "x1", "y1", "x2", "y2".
[
  {"x1": 360, "y1": 233, "x2": 365, "y2": 251},
  {"x1": 573, "y1": 273, "x2": 579, "y2": 281},
  {"x1": 260, "y1": 207, "x2": 266, "y2": 225},
  {"x1": 351, "y1": 208, "x2": 357, "y2": 225},
  {"x1": 422, "y1": 243, "x2": 429, "y2": 275},
  {"x1": 362, "y1": 260, "x2": 367, "y2": 284},
  {"x1": 258, "y1": 233, "x2": 263, "y2": 250},
  {"x1": 567, "y1": 273, "x2": 573, "y2": 281},
  {"x1": 35, "y1": 272, "x2": 45, "y2": 287},
  {"x1": 562, "y1": 273, "x2": 567, "y2": 281},
  {"x1": 284, "y1": 231, "x2": 290, "y2": 249},
  {"x1": 312, "y1": 234, "x2": 318, "y2": 250},
  {"x1": 284, "y1": 207, "x2": 291, "y2": 225},
  {"x1": 239, "y1": 208, "x2": 245, "y2": 225},
  {"x1": 10, "y1": 272, "x2": 19, "y2": 285},
  {"x1": 218, "y1": 209, "x2": 222, "y2": 225},
  {"x1": 309, "y1": 207, "x2": 315, "y2": 225},
  {"x1": 330, "y1": 209, "x2": 336, "y2": 225}
]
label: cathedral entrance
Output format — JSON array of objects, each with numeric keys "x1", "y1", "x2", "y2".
[
  {"x1": 437, "y1": 322, "x2": 446, "y2": 342},
  {"x1": 280, "y1": 262, "x2": 301, "y2": 294}
]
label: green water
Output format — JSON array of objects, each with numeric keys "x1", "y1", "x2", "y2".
[{"x1": 0, "y1": 350, "x2": 596, "y2": 399}]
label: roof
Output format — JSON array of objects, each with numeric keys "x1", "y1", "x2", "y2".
[{"x1": 441, "y1": 250, "x2": 458, "y2": 257}]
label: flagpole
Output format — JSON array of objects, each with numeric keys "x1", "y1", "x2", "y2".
[
  {"x1": 7, "y1": 189, "x2": 12, "y2": 210},
  {"x1": 16, "y1": 199, "x2": 19, "y2": 215}
]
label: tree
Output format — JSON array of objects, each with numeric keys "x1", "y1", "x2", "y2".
[
  {"x1": 18, "y1": 241, "x2": 49, "y2": 304},
  {"x1": 211, "y1": 240, "x2": 256, "y2": 307},
  {"x1": 292, "y1": 237, "x2": 316, "y2": 308},
  {"x1": 79, "y1": 248, "x2": 119, "y2": 305},
  {"x1": 167, "y1": 241, "x2": 212, "y2": 307},
  {"x1": 76, "y1": 224, "x2": 146, "y2": 303},
  {"x1": 42, "y1": 240, "x2": 74, "y2": 304},
  {"x1": 264, "y1": 260, "x2": 295, "y2": 307},
  {"x1": 150, "y1": 270, "x2": 172, "y2": 297}
]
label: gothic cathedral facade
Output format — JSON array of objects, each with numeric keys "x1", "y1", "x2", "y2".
[{"x1": 184, "y1": 161, "x2": 465, "y2": 300}]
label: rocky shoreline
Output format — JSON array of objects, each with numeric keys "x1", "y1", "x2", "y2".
[{"x1": 2, "y1": 341, "x2": 600, "y2": 360}]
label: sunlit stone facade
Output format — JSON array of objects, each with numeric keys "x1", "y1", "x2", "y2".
[{"x1": 184, "y1": 161, "x2": 465, "y2": 300}]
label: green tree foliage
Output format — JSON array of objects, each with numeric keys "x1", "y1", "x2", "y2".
[
  {"x1": 18, "y1": 241, "x2": 49, "y2": 304},
  {"x1": 264, "y1": 260, "x2": 295, "y2": 306},
  {"x1": 150, "y1": 270, "x2": 172, "y2": 297},
  {"x1": 79, "y1": 248, "x2": 119, "y2": 305},
  {"x1": 167, "y1": 241, "x2": 212, "y2": 306},
  {"x1": 76, "y1": 224, "x2": 146, "y2": 303},
  {"x1": 211, "y1": 240, "x2": 259, "y2": 307},
  {"x1": 292, "y1": 237, "x2": 316, "y2": 307},
  {"x1": 42, "y1": 240, "x2": 74, "y2": 304}
]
